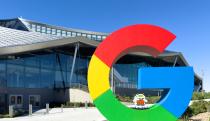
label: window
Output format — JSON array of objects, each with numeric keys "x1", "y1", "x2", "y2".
[
  {"x1": 40, "y1": 54, "x2": 54, "y2": 88},
  {"x1": 40, "y1": 54, "x2": 54, "y2": 69},
  {"x1": 40, "y1": 68, "x2": 54, "y2": 88},
  {"x1": 87, "y1": 34, "x2": 91, "y2": 39},
  {"x1": 114, "y1": 62, "x2": 151, "y2": 87},
  {"x1": 25, "y1": 67, "x2": 40, "y2": 88},
  {"x1": 0, "y1": 61, "x2": 6, "y2": 87},
  {"x1": 25, "y1": 56, "x2": 39, "y2": 67},
  {"x1": 72, "y1": 32, "x2": 76, "y2": 37},
  {"x1": 55, "y1": 54, "x2": 68, "y2": 88},
  {"x1": 17, "y1": 96, "x2": 22, "y2": 105},
  {"x1": 62, "y1": 31, "x2": 66, "y2": 36},
  {"x1": 36, "y1": 25, "x2": 41, "y2": 32},
  {"x1": 24, "y1": 55, "x2": 40, "y2": 88},
  {"x1": 97, "y1": 36, "x2": 102, "y2": 41},
  {"x1": 47, "y1": 28, "x2": 51, "y2": 34},
  {"x1": 74, "y1": 57, "x2": 89, "y2": 85},
  {"x1": 76, "y1": 33, "x2": 81, "y2": 36},
  {"x1": 7, "y1": 64, "x2": 24, "y2": 88},
  {"x1": 67, "y1": 32, "x2": 72, "y2": 37},
  {"x1": 10, "y1": 96, "x2": 16, "y2": 105},
  {"x1": 9, "y1": 95, "x2": 23, "y2": 107},
  {"x1": 52, "y1": 29, "x2": 56, "y2": 35},
  {"x1": 7, "y1": 57, "x2": 24, "y2": 65},
  {"x1": 102, "y1": 36, "x2": 107, "y2": 40},
  {"x1": 29, "y1": 95, "x2": 40, "y2": 107},
  {"x1": 31, "y1": 24, "x2": 36, "y2": 31},
  {"x1": 92, "y1": 35, "x2": 96, "y2": 40},
  {"x1": 57, "y1": 30, "x2": 61, "y2": 36},
  {"x1": 0, "y1": 95, "x2": 5, "y2": 107},
  {"x1": 41, "y1": 26, "x2": 46, "y2": 33},
  {"x1": 82, "y1": 33, "x2": 86, "y2": 37}
]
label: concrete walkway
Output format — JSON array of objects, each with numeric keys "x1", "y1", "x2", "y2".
[
  {"x1": 0, "y1": 108, "x2": 106, "y2": 121},
  {"x1": 190, "y1": 112, "x2": 210, "y2": 121}
]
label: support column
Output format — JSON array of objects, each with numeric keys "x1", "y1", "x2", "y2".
[
  {"x1": 173, "y1": 56, "x2": 178, "y2": 67},
  {"x1": 70, "y1": 43, "x2": 79, "y2": 86},
  {"x1": 111, "y1": 68, "x2": 115, "y2": 93}
]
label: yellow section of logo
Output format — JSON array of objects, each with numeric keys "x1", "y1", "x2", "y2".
[{"x1": 88, "y1": 55, "x2": 110, "y2": 100}]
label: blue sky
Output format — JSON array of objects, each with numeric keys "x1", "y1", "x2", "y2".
[{"x1": 0, "y1": 0, "x2": 209, "y2": 91}]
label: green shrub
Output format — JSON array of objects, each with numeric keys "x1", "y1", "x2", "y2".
[
  {"x1": 204, "y1": 92, "x2": 210, "y2": 99},
  {"x1": 179, "y1": 101, "x2": 210, "y2": 120},
  {"x1": 49, "y1": 101, "x2": 94, "y2": 108},
  {"x1": 64, "y1": 102, "x2": 94, "y2": 108},
  {"x1": 192, "y1": 92, "x2": 205, "y2": 100},
  {"x1": 190, "y1": 101, "x2": 209, "y2": 115},
  {"x1": 192, "y1": 92, "x2": 210, "y2": 100},
  {"x1": 116, "y1": 95, "x2": 133, "y2": 102}
]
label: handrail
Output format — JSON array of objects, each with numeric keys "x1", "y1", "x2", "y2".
[
  {"x1": 54, "y1": 82, "x2": 89, "y2": 92},
  {"x1": 69, "y1": 83, "x2": 89, "y2": 92}
]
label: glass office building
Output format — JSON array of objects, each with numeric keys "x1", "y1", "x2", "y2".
[
  {"x1": 0, "y1": 52, "x2": 90, "y2": 89},
  {"x1": 0, "y1": 18, "x2": 203, "y2": 113}
]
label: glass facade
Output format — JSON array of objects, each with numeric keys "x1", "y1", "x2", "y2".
[
  {"x1": 0, "y1": 50, "x2": 155, "y2": 89},
  {"x1": 114, "y1": 62, "x2": 151, "y2": 88},
  {"x1": 114, "y1": 62, "x2": 151, "y2": 83},
  {"x1": 0, "y1": 52, "x2": 90, "y2": 89},
  {"x1": 0, "y1": 61, "x2": 6, "y2": 87}
]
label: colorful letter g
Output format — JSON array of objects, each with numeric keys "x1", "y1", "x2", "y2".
[{"x1": 88, "y1": 24, "x2": 194, "y2": 121}]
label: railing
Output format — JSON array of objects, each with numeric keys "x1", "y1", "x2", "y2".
[
  {"x1": 112, "y1": 68, "x2": 137, "y2": 89},
  {"x1": 54, "y1": 82, "x2": 89, "y2": 92},
  {"x1": 54, "y1": 67, "x2": 136, "y2": 91},
  {"x1": 69, "y1": 83, "x2": 89, "y2": 92},
  {"x1": 115, "y1": 82, "x2": 137, "y2": 89},
  {"x1": 112, "y1": 68, "x2": 129, "y2": 82}
]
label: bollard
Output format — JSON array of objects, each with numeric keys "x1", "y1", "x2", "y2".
[
  {"x1": 29, "y1": 104, "x2": 32, "y2": 116},
  {"x1": 9, "y1": 105, "x2": 14, "y2": 118},
  {"x1": 85, "y1": 101, "x2": 88, "y2": 109},
  {"x1": 46, "y1": 103, "x2": 49, "y2": 114},
  {"x1": 61, "y1": 104, "x2": 64, "y2": 112}
]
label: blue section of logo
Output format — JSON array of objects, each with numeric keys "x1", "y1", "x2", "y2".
[{"x1": 138, "y1": 67, "x2": 194, "y2": 118}]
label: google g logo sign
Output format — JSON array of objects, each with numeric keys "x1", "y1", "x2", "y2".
[{"x1": 88, "y1": 24, "x2": 194, "y2": 121}]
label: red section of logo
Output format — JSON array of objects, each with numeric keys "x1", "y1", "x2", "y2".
[{"x1": 94, "y1": 24, "x2": 176, "y2": 67}]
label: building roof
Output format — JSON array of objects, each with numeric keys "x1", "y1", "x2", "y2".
[
  {"x1": 0, "y1": 26, "x2": 64, "y2": 48},
  {"x1": 0, "y1": 26, "x2": 181, "y2": 57},
  {"x1": 0, "y1": 25, "x2": 178, "y2": 55},
  {"x1": 0, "y1": 17, "x2": 109, "y2": 35},
  {"x1": 0, "y1": 19, "x2": 203, "y2": 84}
]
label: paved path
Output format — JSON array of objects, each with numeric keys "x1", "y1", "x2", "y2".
[
  {"x1": 0, "y1": 108, "x2": 106, "y2": 121},
  {"x1": 190, "y1": 112, "x2": 210, "y2": 121}
]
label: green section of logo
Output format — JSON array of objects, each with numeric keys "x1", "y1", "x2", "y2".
[{"x1": 93, "y1": 89, "x2": 177, "y2": 121}]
